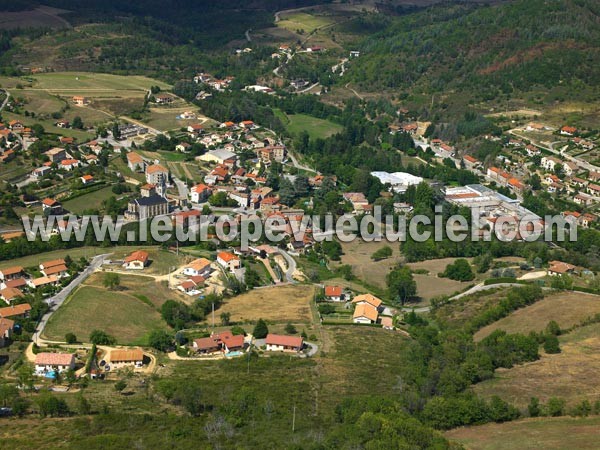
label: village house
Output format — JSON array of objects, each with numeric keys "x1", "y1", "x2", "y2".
[
  {"x1": 72, "y1": 96, "x2": 89, "y2": 106},
  {"x1": 85, "y1": 154, "x2": 98, "y2": 164},
  {"x1": 176, "y1": 142, "x2": 192, "y2": 153},
  {"x1": 193, "y1": 330, "x2": 245, "y2": 354},
  {"x1": 35, "y1": 352, "x2": 75, "y2": 376},
  {"x1": 177, "y1": 276, "x2": 205, "y2": 295},
  {"x1": 109, "y1": 349, "x2": 144, "y2": 368},
  {"x1": 146, "y1": 164, "x2": 169, "y2": 185},
  {"x1": 352, "y1": 293, "x2": 383, "y2": 310},
  {"x1": 2, "y1": 277, "x2": 27, "y2": 291},
  {"x1": 40, "y1": 261, "x2": 68, "y2": 278},
  {"x1": 0, "y1": 266, "x2": 24, "y2": 282},
  {"x1": 154, "y1": 94, "x2": 174, "y2": 104},
  {"x1": 343, "y1": 192, "x2": 370, "y2": 214},
  {"x1": 0, "y1": 287, "x2": 23, "y2": 303},
  {"x1": 0, "y1": 303, "x2": 31, "y2": 319},
  {"x1": 122, "y1": 250, "x2": 150, "y2": 270},
  {"x1": 193, "y1": 336, "x2": 222, "y2": 354},
  {"x1": 0, "y1": 318, "x2": 14, "y2": 347},
  {"x1": 187, "y1": 124, "x2": 204, "y2": 135},
  {"x1": 324, "y1": 285, "x2": 344, "y2": 302},
  {"x1": 587, "y1": 184, "x2": 600, "y2": 197},
  {"x1": 560, "y1": 126, "x2": 577, "y2": 136},
  {"x1": 580, "y1": 213, "x2": 598, "y2": 229},
  {"x1": 541, "y1": 156, "x2": 561, "y2": 172},
  {"x1": 353, "y1": 303, "x2": 379, "y2": 324},
  {"x1": 563, "y1": 161, "x2": 578, "y2": 177},
  {"x1": 265, "y1": 334, "x2": 304, "y2": 352},
  {"x1": 257, "y1": 146, "x2": 286, "y2": 164},
  {"x1": 217, "y1": 251, "x2": 241, "y2": 272},
  {"x1": 173, "y1": 209, "x2": 202, "y2": 229},
  {"x1": 548, "y1": 260, "x2": 576, "y2": 276},
  {"x1": 525, "y1": 144, "x2": 540, "y2": 156},
  {"x1": 44, "y1": 147, "x2": 67, "y2": 163},
  {"x1": 127, "y1": 152, "x2": 146, "y2": 172},
  {"x1": 508, "y1": 178, "x2": 525, "y2": 195},
  {"x1": 59, "y1": 159, "x2": 80, "y2": 171},
  {"x1": 41, "y1": 198, "x2": 64, "y2": 215},
  {"x1": 8, "y1": 120, "x2": 24, "y2": 132},
  {"x1": 463, "y1": 155, "x2": 479, "y2": 169},
  {"x1": 28, "y1": 275, "x2": 59, "y2": 289},
  {"x1": 80, "y1": 174, "x2": 94, "y2": 185},
  {"x1": 190, "y1": 184, "x2": 212, "y2": 203},
  {"x1": 182, "y1": 258, "x2": 213, "y2": 277}
]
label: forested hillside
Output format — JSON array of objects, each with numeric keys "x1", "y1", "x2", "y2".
[{"x1": 343, "y1": 0, "x2": 600, "y2": 101}]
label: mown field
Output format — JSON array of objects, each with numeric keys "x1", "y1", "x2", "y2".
[
  {"x1": 446, "y1": 416, "x2": 600, "y2": 450},
  {"x1": 277, "y1": 12, "x2": 333, "y2": 34},
  {"x1": 473, "y1": 319, "x2": 600, "y2": 409},
  {"x1": 474, "y1": 292, "x2": 600, "y2": 341},
  {"x1": 217, "y1": 284, "x2": 315, "y2": 325},
  {"x1": 275, "y1": 109, "x2": 343, "y2": 140},
  {"x1": 337, "y1": 240, "x2": 401, "y2": 291},
  {"x1": 43, "y1": 272, "x2": 176, "y2": 345},
  {"x1": 62, "y1": 186, "x2": 118, "y2": 215}
]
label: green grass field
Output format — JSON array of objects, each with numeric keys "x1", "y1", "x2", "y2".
[
  {"x1": 28, "y1": 72, "x2": 171, "y2": 92},
  {"x1": 277, "y1": 12, "x2": 333, "y2": 34},
  {"x1": 2, "y1": 111, "x2": 94, "y2": 140},
  {"x1": 276, "y1": 110, "x2": 343, "y2": 139},
  {"x1": 445, "y1": 416, "x2": 600, "y2": 450},
  {"x1": 44, "y1": 280, "x2": 169, "y2": 345},
  {"x1": 62, "y1": 186, "x2": 118, "y2": 215}
]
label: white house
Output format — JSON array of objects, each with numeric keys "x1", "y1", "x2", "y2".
[
  {"x1": 217, "y1": 251, "x2": 241, "y2": 272},
  {"x1": 109, "y1": 349, "x2": 144, "y2": 369},
  {"x1": 182, "y1": 258, "x2": 212, "y2": 277},
  {"x1": 352, "y1": 303, "x2": 379, "y2": 324},
  {"x1": 265, "y1": 334, "x2": 304, "y2": 352},
  {"x1": 189, "y1": 184, "x2": 212, "y2": 203},
  {"x1": 122, "y1": 250, "x2": 149, "y2": 270},
  {"x1": 34, "y1": 352, "x2": 75, "y2": 376}
]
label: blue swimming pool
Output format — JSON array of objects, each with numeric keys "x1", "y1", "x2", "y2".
[{"x1": 225, "y1": 351, "x2": 242, "y2": 358}]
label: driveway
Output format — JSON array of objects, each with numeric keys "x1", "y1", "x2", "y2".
[
  {"x1": 277, "y1": 249, "x2": 297, "y2": 283},
  {"x1": 33, "y1": 253, "x2": 110, "y2": 343}
]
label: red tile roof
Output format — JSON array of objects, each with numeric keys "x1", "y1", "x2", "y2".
[
  {"x1": 325, "y1": 285, "x2": 342, "y2": 297},
  {"x1": 265, "y1": 334, "x2": 303, "y2": 348},
  {"x1": 35, "y1": 352, "x2": 74, "y2": 366},
  {"x1": 124, "y1": 250, "x2": 149, "y2": 264},
  {"x1": 0, "y1": 303, "x2": 31, "y2": 318}
]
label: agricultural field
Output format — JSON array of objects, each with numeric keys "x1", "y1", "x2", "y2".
[
  {"x1": 43, "y1": 271, "x2": 181, "y2": 344},
  {"x1": 1, "y1": 111, "x2": 95, "y2": 141},
  {"x1": 141, "y1": 106, "x2": 214, "y2": 132},
  {"x1": 474, "y1": 292, "x2": 600, "y2": 341},
  {"x1": 473, "y1": 320, "x2": 600, "y2": 408},
  {"x1": 0, "y1": 247, "x2": 107, "y2": 271},
  {"x1": 62, "y1": 186, "x2": 119, "y2": 215},
  {"x1": 216, "y1": 284, "x2": 315, "y2": 324},
  {"x1": 27, "y1": 72, "x2": 171, "y2": 92},
  {"x1": 276, "y1": 110, "x2": 343, "y2": 140},
  {"x1": 337, "y1": 240, "x2": 401, "y2": 290},
  {"x1": 0, "y1": 157, "x2": 30, "y2": 183},
  {"x1": 445, "y1": 416, "x2": 600, "y2": 450},
  {"x1": 277, "y1": 12, "x2": 333, "y2": 34}
]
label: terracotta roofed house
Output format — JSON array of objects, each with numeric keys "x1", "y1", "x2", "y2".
[
  {"x1": 265, "y1": 334, "x2": 304, "y2": 352},
  {"x1": 353, "y1": 303, "x2": 379, "y2": 324},
  {"x1": 110, "y1": 349, "x2": 144, "y2": 368},
  {"x1": 0, "y1": 287, "x2": 23, "y2": 303},
  {"x1": 183, "y1": 258, "x2": 212, "y2": 277},
  {"x1": 0, "y1": 303, "x2": 31, "y2": 318},
  {"x1": 324, "y1": 285, "x2": 343, "y2": 302},
  {"x1": 0, "y1": 266, "x2": 24, "y2": 281},
  {"x1": 351, "y1": 293, "x2": 382, "y2": 309},
  {"x1": 217, "y1": 251, "x2": 241, "y2": 272},
  {"x1": 123, "y1": 250, "x2": 150, "y2": 269},
  {"x1": 34, "y1": 352, "x2": 75, "y2": 375}
]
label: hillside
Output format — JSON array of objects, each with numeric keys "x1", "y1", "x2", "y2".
[{"x1": 342, "y1": 0, "x2": 600, "y2": 104}]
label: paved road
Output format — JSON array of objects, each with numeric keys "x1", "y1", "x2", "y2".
[
  {"x1": 277, "y1": 249, "x2": 297, "y2": 283},
  {"x1": 245, "y1": 29, "x2": 252, "y2": 42},
  {"x1": 287, "y1": 152, "x2": 316, "y2": 173},
  {"x1": 0, "y1": 90, "x2": 10, "y2": 111},
  {"x1": 172, "y1": 176, "x2": 189, "y2": 199},
  {"x1": 32, "y1": 253, "x2": 110, "y2": 343}
]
